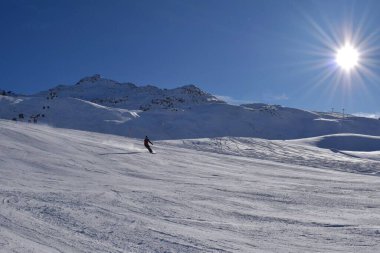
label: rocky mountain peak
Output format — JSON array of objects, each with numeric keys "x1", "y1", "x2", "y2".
[{"x1": 75, "y1": 74, "x2": 103, "y2": 85}]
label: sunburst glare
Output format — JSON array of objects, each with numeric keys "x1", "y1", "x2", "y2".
[
  {"x1": 292, "y1": 6, "x2": 380, "y2": 108},
  {"x1": 336, "y1": 44, "x2": 359, "y2": 71}
]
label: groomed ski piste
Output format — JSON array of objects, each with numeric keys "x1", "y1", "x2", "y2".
[{"x1": 0, "y1": 120, "x2": 379, "y2": 252}]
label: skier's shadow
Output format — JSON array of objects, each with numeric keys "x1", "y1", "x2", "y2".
[{"x1": 99, "y1": 152, "x2": 141, "y2": 156}]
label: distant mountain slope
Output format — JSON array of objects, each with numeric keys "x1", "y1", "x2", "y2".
[{"x1": 1, "y1": 74, "x2": 380, "y2": 140}]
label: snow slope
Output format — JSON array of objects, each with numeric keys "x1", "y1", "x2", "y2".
[
  {"x1": 2, "y1": 93, "x2": 380, "y2": 141},
  {"x1": 1, "y1": 120, "x2": 379, "y2": 252},
  {"x1": 166, "y1": 135, "x2": 380, "y2": 176}
]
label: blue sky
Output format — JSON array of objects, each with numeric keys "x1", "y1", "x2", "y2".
[{"x1": 1, "y1": 0, "x2": 380, "y2": 114}]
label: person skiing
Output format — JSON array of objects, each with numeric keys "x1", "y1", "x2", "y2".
[{"x1": 144, "y1": 136, "x2": 153, "y2": 153}]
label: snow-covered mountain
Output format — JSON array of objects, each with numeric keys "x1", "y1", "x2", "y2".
[
  {"x1": 1, "y1": 74, "x2": 380, "y2": 140},
  {"x1": 35, "y1": 74, "x2": 223, "y2": 111}
]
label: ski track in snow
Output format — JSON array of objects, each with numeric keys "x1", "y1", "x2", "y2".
[{"x1": 0, "y1": 120, "x2": 379, "y2": 252}]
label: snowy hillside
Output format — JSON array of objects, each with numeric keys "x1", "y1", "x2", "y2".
[
  {"x1": 1, "y1": 74, "x2": 380, "y2": 140},
  {"x1": 0, "y1": 120, "x2": 379, "y2": 252}
]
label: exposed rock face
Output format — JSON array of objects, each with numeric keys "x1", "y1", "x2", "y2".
[{"x1": 75, "y1": 74, "x2": 102, "y2": 85}]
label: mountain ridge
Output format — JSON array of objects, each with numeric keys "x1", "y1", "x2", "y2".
[
  {"x1": 34, "y1": 74, "x2": 223, "y2": 111},
  {"x1": 1, "y1": 74, "x2": 380, "y2": 140}
]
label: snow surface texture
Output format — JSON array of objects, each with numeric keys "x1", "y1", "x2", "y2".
[
  {"x1": 2, "y1": 74, "x2": 380, "y2": 140},
  {"x1": 1, "y1": 120, "x2": 379, "y2": 252}
]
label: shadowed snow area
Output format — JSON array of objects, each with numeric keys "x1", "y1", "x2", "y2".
[
  {"x1": 315, "y1": 134, "x2": 380, "y2": 151},
  {"x1": 0, "y1": 120, "x2": 380, "y2": 252}
]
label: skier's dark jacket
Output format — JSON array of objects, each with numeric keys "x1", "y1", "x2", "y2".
[{"x1": 144, "y1": 137, "x2": 152, "y2": 146}]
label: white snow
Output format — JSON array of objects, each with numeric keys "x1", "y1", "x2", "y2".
[
  {"x1": 1, "y1": 75, "x2": 380, "y2": 252},
  {"x1": 1, "y1": 120, "x2": 379, "y2": 252},
  {"x1": 3, "y1": 94, "x2": 380, "y2": 141},
  {"x1": 2, "y1": 75, "x2": 380, "y2": 140}
]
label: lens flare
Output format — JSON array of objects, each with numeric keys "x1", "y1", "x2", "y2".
[
  {"x1": 290, "y1": 5, "x2": 380, "y2": 110},
  {"x1": 336, "y1": 44, "x2": 359, "y2": 71}
]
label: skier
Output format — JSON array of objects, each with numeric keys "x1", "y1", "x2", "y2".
[{"x1": 144, "y1": 136, "x2": 154, "y2": 153}]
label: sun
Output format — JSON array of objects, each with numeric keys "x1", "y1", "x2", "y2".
[{"x1": 335, "y1": 44, "x2": 359, "y2": 71}]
